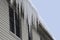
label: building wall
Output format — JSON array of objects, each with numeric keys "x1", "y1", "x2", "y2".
[
  {"x1": 32, "y1": 29, "x2": 40, "y2": 40},
  {"x1": 0, "y1": 0, "x2": 21, "y2": 40},
  {"x1": 0, "y1": 0, "x2": 53, "y2": 40}
]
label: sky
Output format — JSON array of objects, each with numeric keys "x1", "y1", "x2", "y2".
[{"x1": 29, "y1": 0, "x2": 60, "y2": 40}]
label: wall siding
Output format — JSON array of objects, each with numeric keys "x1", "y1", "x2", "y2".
[
  {"x1": 0, "y1": 0, "x2": 20, "y2": 40},
  {"x1": 32, "y1": 29, "x2": 40, "y2": 40}
]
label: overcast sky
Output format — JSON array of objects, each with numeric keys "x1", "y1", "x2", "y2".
[{"x1": 29, "y1": 0, "x2": 60, "y2": 40}]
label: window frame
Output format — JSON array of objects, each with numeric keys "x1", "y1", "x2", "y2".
[{"x1": 9, "y1": 1, "x2": 21, "y2": 38}]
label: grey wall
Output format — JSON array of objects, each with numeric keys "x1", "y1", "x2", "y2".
[
  {"x1": 0, "y1": 0, "x2": 21, "y2": 40},
  {"x1": 0, "y1": 0, "x2": 44, "y2": 40},
  {"x1": 21, "y1": 0, "x2": 40, "y2": 40},
  {"x1": 32, "y1": 29, "x2": 40, "y2": 40}
]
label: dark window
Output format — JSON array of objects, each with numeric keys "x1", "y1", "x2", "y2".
[
  {"x1": 9, "y1": 6, "x2": 14, "y2": 33},
  {"x1": 21, "y1": 4, "x2": 24, "y2": 19},
  {"x1": 27, "y1": 16, "x2": 33, "y2": 40},
  {"x1": 9, "y1": 3, "x2": 21, "y2": 38},
  {"x1": 15, "y1": 12, "x2": 20, "y2": 37}
]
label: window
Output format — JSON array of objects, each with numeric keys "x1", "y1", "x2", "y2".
[
  {"x1": 21, "y1": 4, "x2": 24, "y2": 19},
  {"x1": 9, "y1": 6, "x2": 14, "y2": 33},
  {"x1": 26, "y1": 16, "x2": 33, "y2": 40},
  {"x1": 9, "y1": 3, "x2": 21, "y2": 38}
]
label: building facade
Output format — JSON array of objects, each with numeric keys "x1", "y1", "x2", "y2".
[{"x1": 0, "y1": 0, "x2": 53, "y2": 40}]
